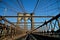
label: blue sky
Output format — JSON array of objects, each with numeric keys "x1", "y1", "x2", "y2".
[
  {"x1": 0, "y1": 0, "x2": 60, "y2": 16},
  {"x1": 0, "y1": 0, "x2": 60, "y2": 31}
]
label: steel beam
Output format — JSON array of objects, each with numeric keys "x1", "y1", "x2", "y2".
[
  {"x1": 0, "y1": 16, "x2": 16, "y2": 27},
  {"x1": 12, "y1": 22, "x2": 44, "y2": 24},
  {"x1": 31, "y1": 13, "x2": 60, "y2": 32},
  {"x1": 2, "y1": 16, "x2": 54, "y2": 18}
]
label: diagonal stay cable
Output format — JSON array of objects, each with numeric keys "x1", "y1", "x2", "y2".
[
  {"x1": 40, "y1": 7, "x2": 58, "y2": 12},
  {"x1": 33, "y1": 0, "x2": 40, "y2": 13},
  {"x1": 30, "y1": 13, "x2": 60, "y2": 33},
  {"x1": 17, "y1": 0, "x2": 26, "y2": 13},
  {"x1": 1, "y1": 16, "x2": 16, "y2": 27},
  {"x1": 20, "y1": 0, "x2": 26, "y2": 12},
  {"x1": 39, "y1": 0, "x2": 57, "y2": 11},
  {"x1": 10, "y1": 0, "x2": 23, "y2": 12},
  {"x1": 2, "y1": 1, "x2": 18, "y2": 13},
  {"x1": 0, "y1": 6, "x2": 18, "y2": 13},
  {"x1": 56, "y1": 0, "x2": 60, "y2": 13},
  {"x1": 10, "y1": 0, "x2": 21, "y2": 10},
  {"x1": 19, "y1": 0, "x2": 26, "y2": 13}
]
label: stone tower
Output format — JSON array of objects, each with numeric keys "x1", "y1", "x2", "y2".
[{"x1": 17, "y1": 13, "x2": 34, "y2": 33}]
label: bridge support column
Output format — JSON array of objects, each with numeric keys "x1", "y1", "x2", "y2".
[
  {"x1": 24, "y1": 14, "x2": 27, "y2": 33},
  {"x1": 17, "y1": 13, "x2": 23, "y2": 28},
  {"x1": 17, "y1": 15, "x2": 21, "y2": 28},
  {"x1": 31, "y1": 13, "x2": 34, "y2": 31},
  {"x1": 17, "y1": 13, "x2": 24, "y2": 34}
]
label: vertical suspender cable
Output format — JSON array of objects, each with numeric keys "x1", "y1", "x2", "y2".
[
  {"x1": 20, "y1": 0, "x2": 26, "y2": 13},
  {"x1": 33, "y1": 0, "x2": 39, "y2": 13},
  {"x1": 17, "y1": 0, "x2": 26, "y2": 13}
]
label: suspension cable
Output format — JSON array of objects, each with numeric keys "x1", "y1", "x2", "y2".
[
  {"x1": 10, "y1": 0, "x2": 20, "y2": 10},
  {"x1": 20, "y1": 0, "x2": 26, "y2": 12},
  {"x1": 17, "y1": 0, "x2": 26, "y2": 13},
  {"x1": 2, "y1": 1, "x2": 18, "y2": 13},
  {"x1": 56, "y1": 0, "x2": 60, "y2": 13},
  {"x1": 40, "y1": 0, "x2": 57, "y2": 10},
  {"x1": 30, "y1": 13, "x2": 60, "y2": 33},
  {"x1": 40, "y1": 7, "x2": 58, "y2": 12},
  {"x1": 32, "y1": 0, "x2": 39, "y2": 13}
]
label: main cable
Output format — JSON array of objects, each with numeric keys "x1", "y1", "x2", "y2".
[
  {"x1": 33, "y1": 0, "x2": 40, "y2": 13},
  {"x1": 17, "y1": 0, "x2": 26, "y2": 13}
]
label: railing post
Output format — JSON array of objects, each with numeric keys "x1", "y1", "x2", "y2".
[
  {"x1": 2, "y1": 24, "x2": 7, "y2": 40},
  {"x1": 56, "y1": 18, "x2": 60, "y2": 28},
  {"x1": 45, "y1": 20, "x2": 48, "y2": 32}
]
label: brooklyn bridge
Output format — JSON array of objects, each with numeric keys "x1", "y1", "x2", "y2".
[{"x1": 0, "y1": 0, "x2": 60, "y2": 40}]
